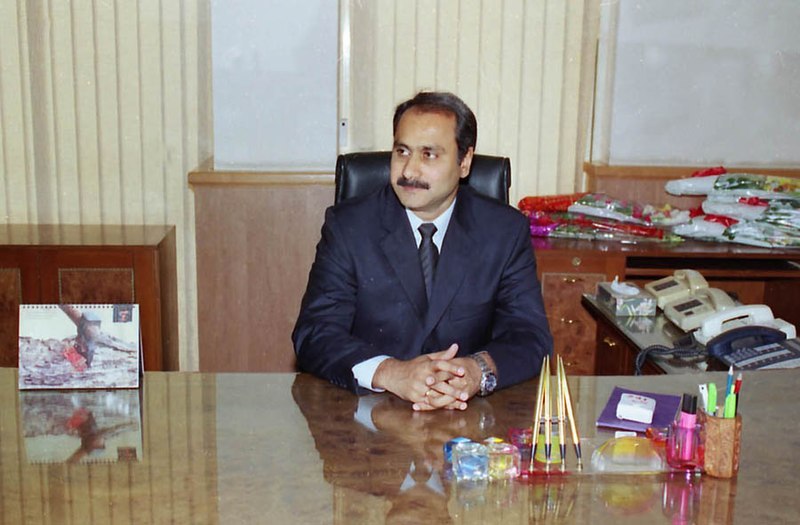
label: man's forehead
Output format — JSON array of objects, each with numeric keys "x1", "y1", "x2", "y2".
[
  {"x1": 393, "y1": 109, "x2": 457, "y2": 144},
  {"x1": 398, "y1": 107, "x2": 456, "y2": 126}
]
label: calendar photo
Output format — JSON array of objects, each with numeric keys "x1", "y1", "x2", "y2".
[{"x1": 18, "y1": 304, "x2": 141, "y2": 390}]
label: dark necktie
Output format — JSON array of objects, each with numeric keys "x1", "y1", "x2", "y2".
[{"x1": 418, "y1": 223, "x2": 438, "y2": 300}]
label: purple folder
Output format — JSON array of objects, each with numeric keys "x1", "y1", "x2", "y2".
[{"x1": 596, "y1": 386, "x2": 682, "y2": 433}]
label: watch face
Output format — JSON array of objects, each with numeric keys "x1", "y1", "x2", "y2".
[{"x1": 484, "y1": 373, "x2": 497, "y2": 393}]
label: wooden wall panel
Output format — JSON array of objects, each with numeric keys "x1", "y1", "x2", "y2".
[{"x1": 191, "y1": 174, "x2": 334, "y2": 372}]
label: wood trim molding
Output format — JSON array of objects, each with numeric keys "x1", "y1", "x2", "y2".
[
  {"x1": 189, "y1": 171, "x2": 334, "y2": 186},
  {"x1": 189, "y1": 158, "x2": 334, "y2": 186},
  {"x1": 584, "y1": 163, "x2": 800, "y2": 182}
]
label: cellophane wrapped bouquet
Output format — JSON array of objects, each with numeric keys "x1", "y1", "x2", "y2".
[
  {"x1": 518, "y1": 193, "x2": 686, "y2": 243},
  {"x1": 666, "y1": 168, "x2": 800, "y2": 248}
]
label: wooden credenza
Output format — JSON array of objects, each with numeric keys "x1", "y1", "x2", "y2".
[
  {"x1": 0, "y1": 225, "x2": 178, "y2": 370},
  {"x1": 534, "y1": 245, "x2": 625, "y2": 375},
  {"x1": 533, "y1": 237, "x2": 800, "y2": 375}
]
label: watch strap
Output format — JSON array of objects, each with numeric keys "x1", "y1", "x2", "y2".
[{"x1": 469, "y1": 351, "x2": 497, "y2": 396}]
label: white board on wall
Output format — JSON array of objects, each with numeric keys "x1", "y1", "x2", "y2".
[
  {"x1": 606, "y1": 0, "x2": 800, "y2": 167},
  {"x1": 211, "y1": 0, "x2": 338, "y2": 170}
]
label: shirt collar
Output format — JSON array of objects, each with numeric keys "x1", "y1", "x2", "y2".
[{"x1": 405, "y1": 197, "x2": 457, "y2": 250}]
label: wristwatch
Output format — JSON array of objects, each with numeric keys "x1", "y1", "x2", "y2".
[{"x1": 469, "y1": 351, "x2": 497, "y2": 397}]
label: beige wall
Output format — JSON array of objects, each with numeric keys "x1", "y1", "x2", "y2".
[
  {"x1": 345, "y1": 0, "x2": 600, "y2": 206},
  {"x1": 0, "y1": 0, "x2": 212, "y2": 369},
  {"x1": 0, "y1": 0, "x2": 599, "y2": 370}
]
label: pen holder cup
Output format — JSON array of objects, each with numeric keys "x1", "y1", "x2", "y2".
[{"x1": 700, "y1": 410, "x2": 742, "y2": 479}]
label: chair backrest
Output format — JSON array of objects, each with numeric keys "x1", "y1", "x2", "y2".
[{"x1": 334, "y1": 151, "x2": 511, "y2": 205}]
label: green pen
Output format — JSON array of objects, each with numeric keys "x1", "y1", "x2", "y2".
[
  {"x1": 723, "y1": 393, "x2": 737, "y2": 418},
  {"x1": 707, "y1": 383, "x2": 717, "y2": 416}
]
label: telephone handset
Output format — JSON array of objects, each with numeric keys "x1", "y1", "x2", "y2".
[
  {"x1": 706, "y1": 325, "x2": 786, "y2": 360},
  {"x1": 644, "y1": 269, "x2": 709, "y2": 309},
  {"x1": 706, "y1": 325, "x2": 800, "y2": 370},
  {"x1": 694, "y1": 304, "x2": 797, "y2": 345},
  {"x1": 662, "y1": 287, "x2": 736, "y2": 332}
]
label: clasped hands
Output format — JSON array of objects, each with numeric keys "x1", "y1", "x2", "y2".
[{"x1": 372, "y1": 344, "x2": 488, "y2": 411}]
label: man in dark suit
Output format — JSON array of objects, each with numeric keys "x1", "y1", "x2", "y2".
[{"x1": 293, "y1": 91, "x2": 552, "y2": 410}]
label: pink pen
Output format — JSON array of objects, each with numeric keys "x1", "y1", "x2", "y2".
[{"x1": 678, "y1": 393, "x2": 698, "y2": 461}]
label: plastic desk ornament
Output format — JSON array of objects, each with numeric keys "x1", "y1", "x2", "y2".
[
  {"x1": 591, "y1": 436, "x2": 665, "y2": 474},
  {"x1": 446, "y1": 439, "x2": 521, "y2": 482}
]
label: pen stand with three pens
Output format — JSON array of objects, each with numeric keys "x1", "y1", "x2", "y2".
[
  {"x1": 699, "y1": 410, "x2": 742, "y2": 478},
  {"x1": 520, "y1": 354, "x2": 583, "y2": 476}
]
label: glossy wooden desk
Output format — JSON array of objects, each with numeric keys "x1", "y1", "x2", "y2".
[{"x1": 1, "y1": 368, "x2": 798, "y2": 523}]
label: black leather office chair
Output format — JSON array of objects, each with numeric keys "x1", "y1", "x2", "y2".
[{"x1": 334, "y1": 151, "x2": 511, "y2": 205}]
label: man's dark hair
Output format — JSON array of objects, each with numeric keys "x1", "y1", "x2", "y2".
[{"x1": 393, "y1": 91, "x2": 477, "y2": 163}]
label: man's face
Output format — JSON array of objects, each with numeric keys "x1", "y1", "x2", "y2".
[{"x1": 390, "y1": 109, "x2": 473, "y2": 221}]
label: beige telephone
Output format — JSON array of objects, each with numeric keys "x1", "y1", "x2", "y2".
[
  {"x1": 644, "y1": 269, "x2": 709, "y2": 309},
  {"x1": 663, "y1": 287, "x2": 736, "y2": 332},
  {"x1": 694, "y1": 304, "x2": 797, "y2": 345}
]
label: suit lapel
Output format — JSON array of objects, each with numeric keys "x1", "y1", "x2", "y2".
[
  {"x1": 422, "y1": 190, "x2": 475, "y2": 335},
  {"x1": 379, "y1": 187, "x2": 428, "y2": 320}
]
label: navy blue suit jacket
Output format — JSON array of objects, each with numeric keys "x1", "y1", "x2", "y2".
[{"x1": 292, "y1": 184, "x2": 552, "y2": 393}]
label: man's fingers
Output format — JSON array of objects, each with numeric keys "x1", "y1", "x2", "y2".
[
  {"x1": 447, "y1": 376, "x2": 468, "y2": 390},
  {"x1": 429, "y1": 379, "x2": 468, "y2": 401},
  {"x1": 425, "y1": 343, "x2": 459, "y2": 361},
  {"x1": 433, "y1": 370, "x2": 452, "y2": 382},
  {"x1": 413, "y1": 390, "x2": 459, "y2": 411},
  {"x1": 430, "y1": 359, "x2": 465, "y2": 377}
]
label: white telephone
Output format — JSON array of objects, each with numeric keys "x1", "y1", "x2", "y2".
[
  {"x1": 663, "y1": 287, "x2": 736, "y2": 332},
  {"x1": 644, "y1": 269, "x2": 709, "y2": 309},
  {"x1": 694, "y1": 304, "x2": 797, "y2": 345}
]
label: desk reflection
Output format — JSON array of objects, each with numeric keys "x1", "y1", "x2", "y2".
[
  {"x1": 20, "y1": 389, "x2": 142, "y2": 464},
  {"x1": 292, "y1": 374, "x2": 485, "y2": 522}
]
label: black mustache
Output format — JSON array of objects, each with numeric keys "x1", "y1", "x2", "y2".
[{"x1": 397, "y1": 177, "x2": 430, "y2": 190}]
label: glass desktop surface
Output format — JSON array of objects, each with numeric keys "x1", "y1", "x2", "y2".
[{"x1": 1, "y1": 367, "x2": 798, "y2": 524}]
